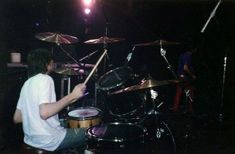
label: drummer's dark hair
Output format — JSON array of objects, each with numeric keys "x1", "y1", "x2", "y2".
[{"x1": 27, "y1": 48, "x2": 52, "y2": 77}]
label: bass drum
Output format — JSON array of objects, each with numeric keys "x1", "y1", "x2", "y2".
[
  {"x1": 86, "y1": 122, "x2": 146, "y2": 153},
  {"x1": 106, "y1": 91, "x2": 146, "y2": 118}
]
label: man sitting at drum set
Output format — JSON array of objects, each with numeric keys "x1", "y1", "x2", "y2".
[{"x1": 13, "y1": 48, "x2": 88, "y2": 152}]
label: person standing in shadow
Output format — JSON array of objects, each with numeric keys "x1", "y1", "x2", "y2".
[{"x1": 173, "y1": 46, "x2": 197, "y2": 114}]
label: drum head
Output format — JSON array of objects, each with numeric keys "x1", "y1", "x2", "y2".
[
  {"x1": 68, "y1": 107, "x2": 102, "y2": 120},
  {"x1": 87, "y1": 123, "x2": 145, "y2": 142},
  {"x1": 106, "y1": 92, "x2": 145, "y2": 117},
  {"x1": 97, "y1": 67, "x2": 133, "y2": 91}
]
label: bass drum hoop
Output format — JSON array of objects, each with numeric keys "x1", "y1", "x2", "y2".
[{"x1": 86, "y1": 122, "x2": 146, "y2": 143}]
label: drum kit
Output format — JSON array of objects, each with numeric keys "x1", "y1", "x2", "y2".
[{"x1": 35, "y1": 32, "x2": 179, "y2": 153}]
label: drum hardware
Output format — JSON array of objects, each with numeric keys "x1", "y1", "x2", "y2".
[
  {"x1": 65, "y1": 63, "x2": 95, "y2": 68},
  {"x1": 83, "y1": 26, "x2": 125, "y2": 84},
  {"x1": 123, "y1": 45, "x2": 135, "y2": 66},
  {"x1": 35, "y1": 32, "x2": 82, "y2": 69},
  {"x1": 79, "y1": 49, "x2": 99, "y2": 62},
  {"x1": 159, "y1": 40, "x2": 178, "y2": 79},
  {"x1": 158, "y1": 40, "x2": 194, "y2": 104},
  {"x1": 57, "y1": 44, "x2": 82, "y2": 67},
  {"x1": 84, "y1": 36, "x2": 125, "y2": 44},
  {"x1": 54, "y1": 63, "x2": 95, "y2": 76},
  {"x1": 84, "y1": 23, "x2": 125, "y2": 74},
  {"x1": 127, "y1": 80, "x2": 169, "y2": 141},
  {"x1": 200, "y1": 0, "x2": 222, "y2": 33},
  {"x1": 133, "y1": 39, "x2": 180, "y2": 47},
  {"x1": 110, "y1": 79, "x2": 181, "y2": 95},
  {"x1": 54, "y1": 67, "x2": 82, "y2": 76},
  {"x1": 35, "y1": 32, "x2": 79, "y2": 44}
]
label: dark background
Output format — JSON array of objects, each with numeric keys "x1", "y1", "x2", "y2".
[{"x1": 0, "y1": 0, "x2": 235, "y2": 153}]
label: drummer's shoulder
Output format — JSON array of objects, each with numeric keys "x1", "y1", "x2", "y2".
[{"x1": 33, "y1": 73, "x2": 54, "y2": 83}]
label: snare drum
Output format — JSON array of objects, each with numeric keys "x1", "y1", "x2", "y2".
[{"x1": 68, "y1": 107, "x2": 102, "y2": 128}]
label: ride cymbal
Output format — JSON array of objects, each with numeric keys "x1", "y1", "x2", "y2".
[
  {"x1": 134, "y1": 39, "x2": 180, "y2": 47},
  {"x1": 84, "y1": 36, "x2": 125, "y2": 44},
  {"x1": 111, "y1": 79, "x2": 181, "y2": 95},
  {"x1": 35, "y1": 32, "x2": 79, "y2": 44}
]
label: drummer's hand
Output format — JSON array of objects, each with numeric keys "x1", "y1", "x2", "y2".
[{"x1": 70, "y1": 83, "x2": 86, "y2": 103}]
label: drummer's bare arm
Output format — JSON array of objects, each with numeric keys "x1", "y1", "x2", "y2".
[
  {"x1": 39, "y1": 83, "x2": 86, "y2": 120},
  {"x1": 13, "y1": 109, "x2": 22, "y2": 123}
]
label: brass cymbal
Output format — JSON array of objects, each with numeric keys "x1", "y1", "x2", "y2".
[
  {"x1": 134, "y1": 39, "x2": 180, "y2": 47},
  {"x1": 111, "y1": 79, "x2": 181, "y2": 95},
  {"x1": 84, "y1": 36, "x2": 125, "y2": 44},
  {"x1": 54, "y1": 68, "x2": 79, "y2": 76},
  {"x1": 64, "y1": 63, "x2": 95, "y2": 68},
  {"x1": 35, "y1": 32, "x2": 79, "y2": 44}
]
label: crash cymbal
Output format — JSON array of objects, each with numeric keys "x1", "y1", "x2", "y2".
[
  {"x1": 84, "y1": 36, "x2": 125, "y2": 44},
  {"x1": 134, "y1": 39, "x2": 180, "y2": 47},
  {"x1": 111, "y1": 79, "x2": 181, "y2": 95},
  {"x1": 35, "y1": 32, "x2": 79, "y2": 44}
]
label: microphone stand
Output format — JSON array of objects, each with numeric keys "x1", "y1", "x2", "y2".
[
  {"x1": 200, "y1": 0, "x2": 225, "y2": 122},
  {"x1": 218, "y1": 53, "x2": 227, "y2": 122},
  {"x1": 201, "y1": 0, "x2": 222, "y2": 33}
]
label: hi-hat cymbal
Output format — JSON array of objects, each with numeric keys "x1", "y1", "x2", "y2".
[
  {"x1": 54, "y1": 68, "x2": 80, "y2": 76},
  {"x1": 134, "y1": 39, "x2": 180, "y2": 47},
  {"x1": 64, "y1": 63, "x2": 95, "y2": 68},
  {"x1": 111, "y1": 79, "x2": 181, "y2": 95},
  {"x1": 84, "y1": 36, "x2": 125, "y2": 44},
  {"x1": 35, "y1": 32, "x2": 79, "y2": 44}
]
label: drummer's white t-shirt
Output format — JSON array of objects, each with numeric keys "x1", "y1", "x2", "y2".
[{"x1": 16, "y1": 73, "x2": 66, "y2": 151}]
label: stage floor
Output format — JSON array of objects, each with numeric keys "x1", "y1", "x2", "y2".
[{"x1": 0, "y1": 111, "x2": 234, "y2": 154}]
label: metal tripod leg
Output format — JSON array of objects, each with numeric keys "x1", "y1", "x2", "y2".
[{"x1": 61, "y1": 75, "x2": 71, "y2": 111}]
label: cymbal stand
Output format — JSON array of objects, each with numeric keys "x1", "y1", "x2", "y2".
[
  {"x1": 136, "y1": 88, "x2": 176, "y2": 152},
  {"x1": 159, "y1": 41, "x2": 193, "y2": 103},
  {"x1": 160, "y1": 41, "x2": 178, "y2": 79},
  {"x1": 218, "y1": 54, "x2": 227, "y2": 122},
  {"x1": 79, "y1": 49, "x2": 99, "y2": 62},
  {"x1": 56, "y1": 44, "x2": 84, "y2": 112},
  {"x1": 102, "y1": 25, "x2": 110, "y2": 74},
  {"x1": 57, "y1": 44, "x2": 82, "y2": 67},
  {"x1": 138, "y1": 88, "x2": 164, "y2": 138}
]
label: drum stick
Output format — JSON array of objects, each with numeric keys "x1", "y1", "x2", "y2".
[{"x1": 84, "y1": 49, "x2": 107, "y2": 84}]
